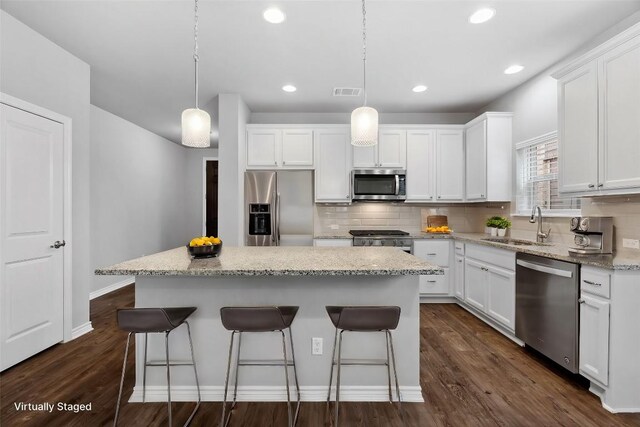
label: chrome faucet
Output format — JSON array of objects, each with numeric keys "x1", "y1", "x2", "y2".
[{"x1": 530, "y1": 206, "x2": 551, "y2": 243}]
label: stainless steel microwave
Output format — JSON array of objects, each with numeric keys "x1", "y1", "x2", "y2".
[{"x1": 352, "y1": 169, "x2": 407, "y2": 201}]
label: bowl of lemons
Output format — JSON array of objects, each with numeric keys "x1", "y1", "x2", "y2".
[{"x1": 187, "y1": 236, "x2": 222, "y2": 258}]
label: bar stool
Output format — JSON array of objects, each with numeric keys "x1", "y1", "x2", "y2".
[
  {"x1": 325, "y1": 306, "x2": 404, "y2": 426},
  {"x1": 114, "y1": 307, "x2": 201, "y2": 427},
  {"x1": 220, "y1": 306, "x2": 301, "y2": 427}
]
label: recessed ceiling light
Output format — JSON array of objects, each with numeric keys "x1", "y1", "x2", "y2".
[
  {"x1": 504, "y1": 65, "x2": 525, "y2": 75},
  {"x1": 282, "y1": 85, "x2": 297, "y2": 93},
  {"x1": 469, "y1": 8, "x2": 496, "y2": 24},
  {"x1": 263, "y1": 8, "x2": 286, "y2": 24},
  {"x1": 412, "y1": 85, "x2": 428, "y2": 93}
]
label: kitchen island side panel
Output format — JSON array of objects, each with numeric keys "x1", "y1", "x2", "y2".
[{"x1": 131, "y1": 274, "x2": 421, "y2": 402}]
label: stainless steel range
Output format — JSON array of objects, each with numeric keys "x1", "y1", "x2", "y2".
[{"x1": 349, "y1": 230, "x2": 413, "y2": 253}]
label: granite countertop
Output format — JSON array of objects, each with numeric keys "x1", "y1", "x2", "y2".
[
  {"x1": 451, "y1": 233, "x2": 640, "y2": 271},
  {"x1": 313, "y1": 232, "x2": 353, "y2": 239},
  {"x1": 95, "y1": 246, "x2": 444, "y2": 277}
]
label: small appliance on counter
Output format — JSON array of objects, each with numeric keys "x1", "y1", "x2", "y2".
[{"x1": 568, "y1": 216, "x2": 613, "y2": 255}]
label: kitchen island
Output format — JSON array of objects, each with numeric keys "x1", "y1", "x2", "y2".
[{"x1": 96, "y1": 246, "x2": 441, "y2": 403}]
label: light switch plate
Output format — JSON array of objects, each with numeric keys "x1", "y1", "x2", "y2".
[{"x1": 622, "y1": 238, "x2": 640, "y2": 249}]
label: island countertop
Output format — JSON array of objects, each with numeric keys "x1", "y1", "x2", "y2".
[{"x1": 95, "y1": 246, "x2": 443, "y2": 277}]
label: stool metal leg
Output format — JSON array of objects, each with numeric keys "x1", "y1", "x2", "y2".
[
  {"x1": 280, "y1": 330, "x2": 292, "y2": 427},
  {"x1": 184, "y1": 321, "x2": 201, "y2": 426},
  {"x1": 232, "y1": 331, "x2": 242, "y2": 412},
  {"x1": 335, "y1": 330, "x2": 344, "y2": 427},
  {"x1": 387, "y1": 330, "x2": 405, "y2": 425},
  {"x1": 114, "y1": 332, "x2": 133, "y2": 427},
  {"x1": 220, "y1": 331, "x2": 236, "y2": 427},
  {"x1": 288, "y1": 327, "x2": 301, "y2": 426},
  {"x1": 326, "y1": 327, "x2": 338, "y2": 415},
  {"x1": 165, "y1": 330, "x2": 172, "y2": 427},
  {"x1": 385, "y1": 331, "x2": 392, "y2": 402},
  {"x1": 142, "y1": 333, "x2": 148, "y2": 403}
]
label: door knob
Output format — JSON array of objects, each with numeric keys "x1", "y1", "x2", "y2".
[{"x1": 50, "y1": 240, "x2": 66, "y2": 249}]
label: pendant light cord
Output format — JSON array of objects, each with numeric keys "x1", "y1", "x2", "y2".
[
  {"x1": 362, "y1": 0, "x2": 367, "y2": 107},
  {"x1": 193, "y1": 0, "x2": 200, "y2": 109}
]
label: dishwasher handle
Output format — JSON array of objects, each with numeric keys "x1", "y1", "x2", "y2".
[{"x1": 516, "y1": 259, "x2": 573, "y2": 278}]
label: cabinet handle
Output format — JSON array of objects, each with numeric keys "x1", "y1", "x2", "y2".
[
  {"x1": 283, "y1": 161, "x2": 286, "y2": 165},
  {"x1": 427, "y1": 253, "x2": 437, "y2": 256},
  {"x1": 597, "y1": 183, "x2": 603, "y2": 188},
  {"x1": 578, "y1": 298, "x2": 585, "y2": 304},
  {"x1": 583, "y1": 280, "x2": 602, "y2": 287},
  {"x1": 457, "y1": 259, "x2": 463, "y2": 263},
  {"x1": 437, "y1": 196, "x2": 442, "y2": 199},
  {"x1": 481, "y1": 267, "x2": 489, "y2": 271},
  {"x1": 346, "y1": 195, "x2": 350, "y2": 199},
  {"x1": 588, "y1": 184, "x2": 595, "y2": 188},
  {"x1": 427, "y1": 280, "x2": 437, "y2": 283}
]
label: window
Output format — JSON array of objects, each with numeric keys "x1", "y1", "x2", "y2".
[{"x1": 516, "y1": 131, "x2": 581, "y2": 215}]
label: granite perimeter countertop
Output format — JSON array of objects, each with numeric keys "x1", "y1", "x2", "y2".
[{"x1": 95, "y1": 246, "x2": 444, "y2": 277}]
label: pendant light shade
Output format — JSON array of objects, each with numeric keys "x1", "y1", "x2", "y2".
[
  {"x1": 182, "y1": 0, "x2": 211, "y2": 147},
  {"x1": 351, "y1": 106, "x2": 378, "y2": 147},
  {"x1": 182, "y1": 108, "x2": 211, "y2": 147},
  {"x1": 351, "y1": 0, "x2": 378, "y2": 147}
]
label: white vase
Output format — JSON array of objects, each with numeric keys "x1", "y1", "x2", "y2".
[
  {"x1": 490, "y1": 227, "x2": 498, "y2": 236},
  {"x1": 497, "y1": 228, "x2": 507, "y2": 237}
]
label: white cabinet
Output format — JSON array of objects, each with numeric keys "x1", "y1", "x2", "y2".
[
  {"x1": 413, "y1": 240, "x2": 451, "y2": 297},
  {"x1": 599, "y1": 35, "x2": 640, "y2": 191},
  {"x1": 246, "y1": 127, "x2": 313, "y2": 169},
  {"x1": 313, "y1": 238, "x2": 352, "y2": 247},
  {"x1": 464, "y1": 258, "x2": 487, "y2": 311},
  {"x1": 579, "y1": 293, "x2": 610, "y2": 386},
  {"x1": 352, "y1": 128, "x2": 406, "y2": 168},
  {"x1": 405, "y1": 130, "x2": 435, "y2": 202},
  {"x1": 435, "y1": 130, "x2": 465, "y2": 201},
  {"x1": 454, "y1": 254, "x2": 465, "y2": 300},
  {"x1": 314, "y1": 128, "x2": 352, "y2": 203},
  {"x1": 486, "y1": 265, "x2": 515, "y2": 330},
  {"x1": 556, "y1": 31, "x2": 640, "y2": 195},
  {"x1": 464, "y1": 113, "x2": 513, "y2": 202}
]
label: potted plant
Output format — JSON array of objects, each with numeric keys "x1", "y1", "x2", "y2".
[
  {"x1": 485, "y1": 216, "x2": 502, "y2": 236},
  {"x1": 496, "y1": 217, "x2": 512, "y2": 237}
]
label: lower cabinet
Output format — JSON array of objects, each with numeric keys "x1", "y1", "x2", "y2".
[
  {"x1": 579, "y1": 290, "x2": 610, "y2": 386},
  {"x1": 463, "y1": 244, "x2": 515, "y2": 331},
  {"x1": 413, "y1": 240, "x2": 451, "y2": 297},
  {"x1": 454, "y1": 254, "x2": 465, "y2": 300},
  {"x1": 313, "y1": 238, "x2": 352, "y2": 247},
  {"x1": 419, "y1": 269, "x2": 450, "y2": 295}
]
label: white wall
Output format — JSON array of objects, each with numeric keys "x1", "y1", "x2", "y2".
[
  {"x1": 90, "y1": 106, "x2": 189, "y2": 293},
  {"x1": 0, "y1": 10, "x2": 91, "y2": 329},
  {"x1": 250, "y1": 111, "x2": 476, "y2": 125}
]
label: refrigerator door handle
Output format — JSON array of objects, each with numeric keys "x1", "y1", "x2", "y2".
[
  {"x1": 271, "y1": 190, "x2": 277, "y2": 244},
  {"x1": 276, "y1": 192, "x2": 281, "y2": 245}
]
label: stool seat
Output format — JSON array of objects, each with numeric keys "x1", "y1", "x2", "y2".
[
  {"x1": 220, "y1": 306, "x2": 299, "y2": 332},
  {"x1": 325, "y1": 306, "x2": 400, "y2": 331},
  {"x1": 117, "y1": 307, "x2": 197, "y2": 333}
]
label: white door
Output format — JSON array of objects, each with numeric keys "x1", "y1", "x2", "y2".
[
  {"x1": 436, "y1": 130, "x2": 465, "y2": 201},
  {"x1": 406, "y1": 130, "x2": 435, "y2": 202},
  {"x1": 486, "y1": 265, "x2": 515, "y2": 330},
  {"x1": 599, "y1": 35, "x2": 640, "y2": 191},
  {"x1": 464, "y1": 259, "x2": 486, "y2": 311},
  {"x1": 247, "y1": 129, "x2": 280, "y2": 168},
  {"x1": 454, "y1": 254, "x2": 465, "y2": 300},
  {"x1": 281, "y1": 129, "x2": 313, "y2": 167},
  {"x1": 314, "y1": 129, "x2": 352, "y2": 203},
  {"x1": 465, "y1": 120, "x2": 487, "y2": 201},
  {"x1": 377, "y1": 129, "x2": 406, "y2": 168},
  {"x1": 1, "y1": 104, "x2": 65, "y2": 371},
  {"x1": 579, "y1": 294, "x2": 610, "y2": 386},
  {"x1": 558, "y1": 62, "x2": 599, "y2": 193}
]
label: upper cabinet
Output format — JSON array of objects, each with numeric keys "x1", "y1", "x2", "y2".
[
  {"x1": 352, "y1": 128, "x2": 407, "y2": 169},
  {"x1": 405, "y1": 130, "x2": 435, "y2": 202},
  {"x1": 436, "y1": 129, "x2": 465, "y2": 201},
  {"x1": 246, "y1": 127, "x2": 313, "y2": 169},
  {"x1": 465, "y1": 113, "x2": 513, "y2": 202},
  {"x1": 315, "y1": 128, "x2": 352, "y2": 203},
  {"x1": 554, "y1": 28, "x2": 640, "y2": 195}
]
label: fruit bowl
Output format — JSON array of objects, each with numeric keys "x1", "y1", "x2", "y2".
[{"x1": 187, "y1": 242, "x2": 222, "y2": 258}]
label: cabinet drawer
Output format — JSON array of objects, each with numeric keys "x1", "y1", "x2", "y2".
[
  {"x1": 420, "y1": 269, "x2": 450, "y2": 295},
  {"x1": 466, "y1": 244, "x2": 515, "y2": 271},
  {"x1": 454, "y1": 241, "x2": 465, "y2": 255},
  {"x1": 581, "y1": 267, "x2": 611, "y2": 298},
  {"x1": 413, "y1": 240, "x2": 450, "y2": 267}
]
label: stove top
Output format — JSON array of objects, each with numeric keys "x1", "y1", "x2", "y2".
[{"x1": 349, "y1": 229, "x2": 410, "y2": 237}]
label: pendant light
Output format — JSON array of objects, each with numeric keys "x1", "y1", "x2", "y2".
[
  {"x1": 182, "y1": 0, "x2": 211, "y2": 147},
  {"x1": 351, "y1": 0, "x2": 378, "y2": 147}
]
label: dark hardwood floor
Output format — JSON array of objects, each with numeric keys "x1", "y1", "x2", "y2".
[{"x1": 1, "y1": 284, "x2": 639, "y2": 426}]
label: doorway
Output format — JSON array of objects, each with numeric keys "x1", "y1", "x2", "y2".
[{"x1": 203, "y1": 159, "x2": 219, "y2": 237}]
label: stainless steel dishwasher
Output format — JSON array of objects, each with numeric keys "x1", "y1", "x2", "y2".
[{"x1": 515, "y1": 253, "x2": 580, "y2": 373}]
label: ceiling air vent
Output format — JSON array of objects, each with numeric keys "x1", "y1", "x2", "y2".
[{"x1": 333, "y1": 87, "x2": 362, "y2": 97}]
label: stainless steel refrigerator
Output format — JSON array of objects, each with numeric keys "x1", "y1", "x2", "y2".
[{"x1": 244, "y1": 170, "x2": 313, "y2": 246}]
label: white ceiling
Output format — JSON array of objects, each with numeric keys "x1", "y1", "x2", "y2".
[{"x1": 2, "y1": 0, "x2": 640, "y2": 144}]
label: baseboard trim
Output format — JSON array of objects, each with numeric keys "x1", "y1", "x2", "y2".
[
  {"x1": 129, "y1": 385, "x2": 424, "y2": 403},
  {"x1": 69, "y1": 322, "x2": 93, "y2": 341},
  {"x1": 90, "y1": 277, "x2": 134, "y2": 300},
  {"x1": 420, "y1": 296, "x2": 457, "y2": 304}
]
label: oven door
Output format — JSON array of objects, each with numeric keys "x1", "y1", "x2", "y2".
[{"x1": 352, "y1": 169, "x2": 406, "y2": 201}]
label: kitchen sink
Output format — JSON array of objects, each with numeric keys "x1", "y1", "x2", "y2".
[{"x1": 481, "y1": 238, "x2": 552, "y2": 246}]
